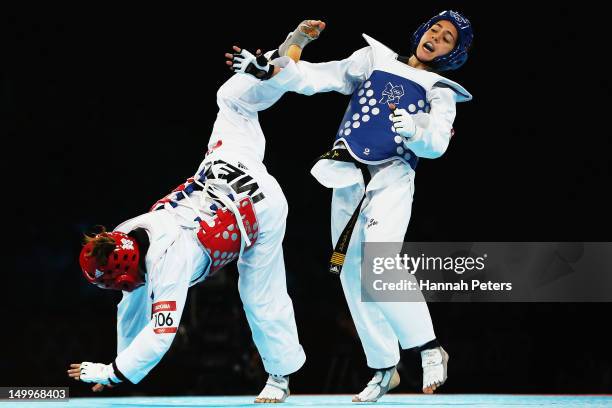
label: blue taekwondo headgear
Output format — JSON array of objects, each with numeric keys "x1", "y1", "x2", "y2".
[{"x1": 411, "y1": 10, "x2": 473, "y2": 71}]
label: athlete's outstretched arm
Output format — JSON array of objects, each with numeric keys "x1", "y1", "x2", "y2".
[
  {"x1": 225, "y1": 20, "x2": 373, "y2": 97},
  {"x1": 215, "y1": 51, "x2": 364, "y2": 119},
  {"x1": 112, "y1": 276, "x2": 190, "y2": 384},
  {"x1": 213, "y1": 19, "x2": 331, "y2": 117},
  {"x1": 68, "y1": 271, "x2": 190, "y2": 389},
  {"x1": 283, "y1": 47, "x2": 372, "y2": 96}
]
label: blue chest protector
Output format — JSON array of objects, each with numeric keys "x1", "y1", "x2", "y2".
[{"x1": 335, "y1": 69, "x2": 428, "y2": 170}]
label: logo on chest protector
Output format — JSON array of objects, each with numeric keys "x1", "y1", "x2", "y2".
[
  {"x1": 367, "y1": 218, "x2": 378, "y2": 229},
  {"x1": 379, "y1": 82, "x2": 405, "y2": 105}
]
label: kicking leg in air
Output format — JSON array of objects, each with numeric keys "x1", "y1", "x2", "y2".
[{"x1": 222, "y1": 19, "x2": 325, "y2": 403}]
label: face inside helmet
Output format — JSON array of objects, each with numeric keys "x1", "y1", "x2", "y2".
[
  {"x1": 414, "y1": 20, "x2": 458, "y2": 63},
  {"x1": 411, "y1": 10, "x2": 473, "y2": 72}
]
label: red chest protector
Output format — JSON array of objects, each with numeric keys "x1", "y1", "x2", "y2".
[{"x1": 196, "y1": 196, "x2": 259, "y2": 274}]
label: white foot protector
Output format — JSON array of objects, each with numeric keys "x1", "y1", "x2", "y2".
[
  {"x1": 352, "y1": 366, "x2": 400, "y2": 403},
  {"x1": 421, "y1": 346, "x2": 449, "y2": 394},
  {"x1": 254, "y1": 374, "x2": 290, "y2": 403}
]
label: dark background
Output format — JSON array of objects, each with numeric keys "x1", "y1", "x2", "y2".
[{"x1": 3, "y1": 2, "x2": 611, "y2": 397}]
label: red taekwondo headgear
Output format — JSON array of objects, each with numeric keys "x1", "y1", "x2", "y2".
[{"x1": 79, "y1": 231, "x2": 143, "y2": 292}]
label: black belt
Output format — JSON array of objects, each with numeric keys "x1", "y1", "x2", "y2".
[{"x1": 316, "y1": 149, "x2": 371, "y2": 276}]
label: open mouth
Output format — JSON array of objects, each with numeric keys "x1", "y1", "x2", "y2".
[{"x1": 423, "y1": 42, "x2": 435, "y2": 53}]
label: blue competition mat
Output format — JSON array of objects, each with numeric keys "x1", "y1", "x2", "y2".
[{"x1": 2, "y1": 394, "x2": 612, "y2": 407}]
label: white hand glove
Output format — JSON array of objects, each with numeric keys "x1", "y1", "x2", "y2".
[
  {"x1": 231, "y1": 48, "x2": 273, "y2": 80},
  {"x1": 79, "y1": 362, "x2": 116, "y2": 385},
  {"x1": 391, "y1": 108, "x2": 417, "y2": 140}
]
